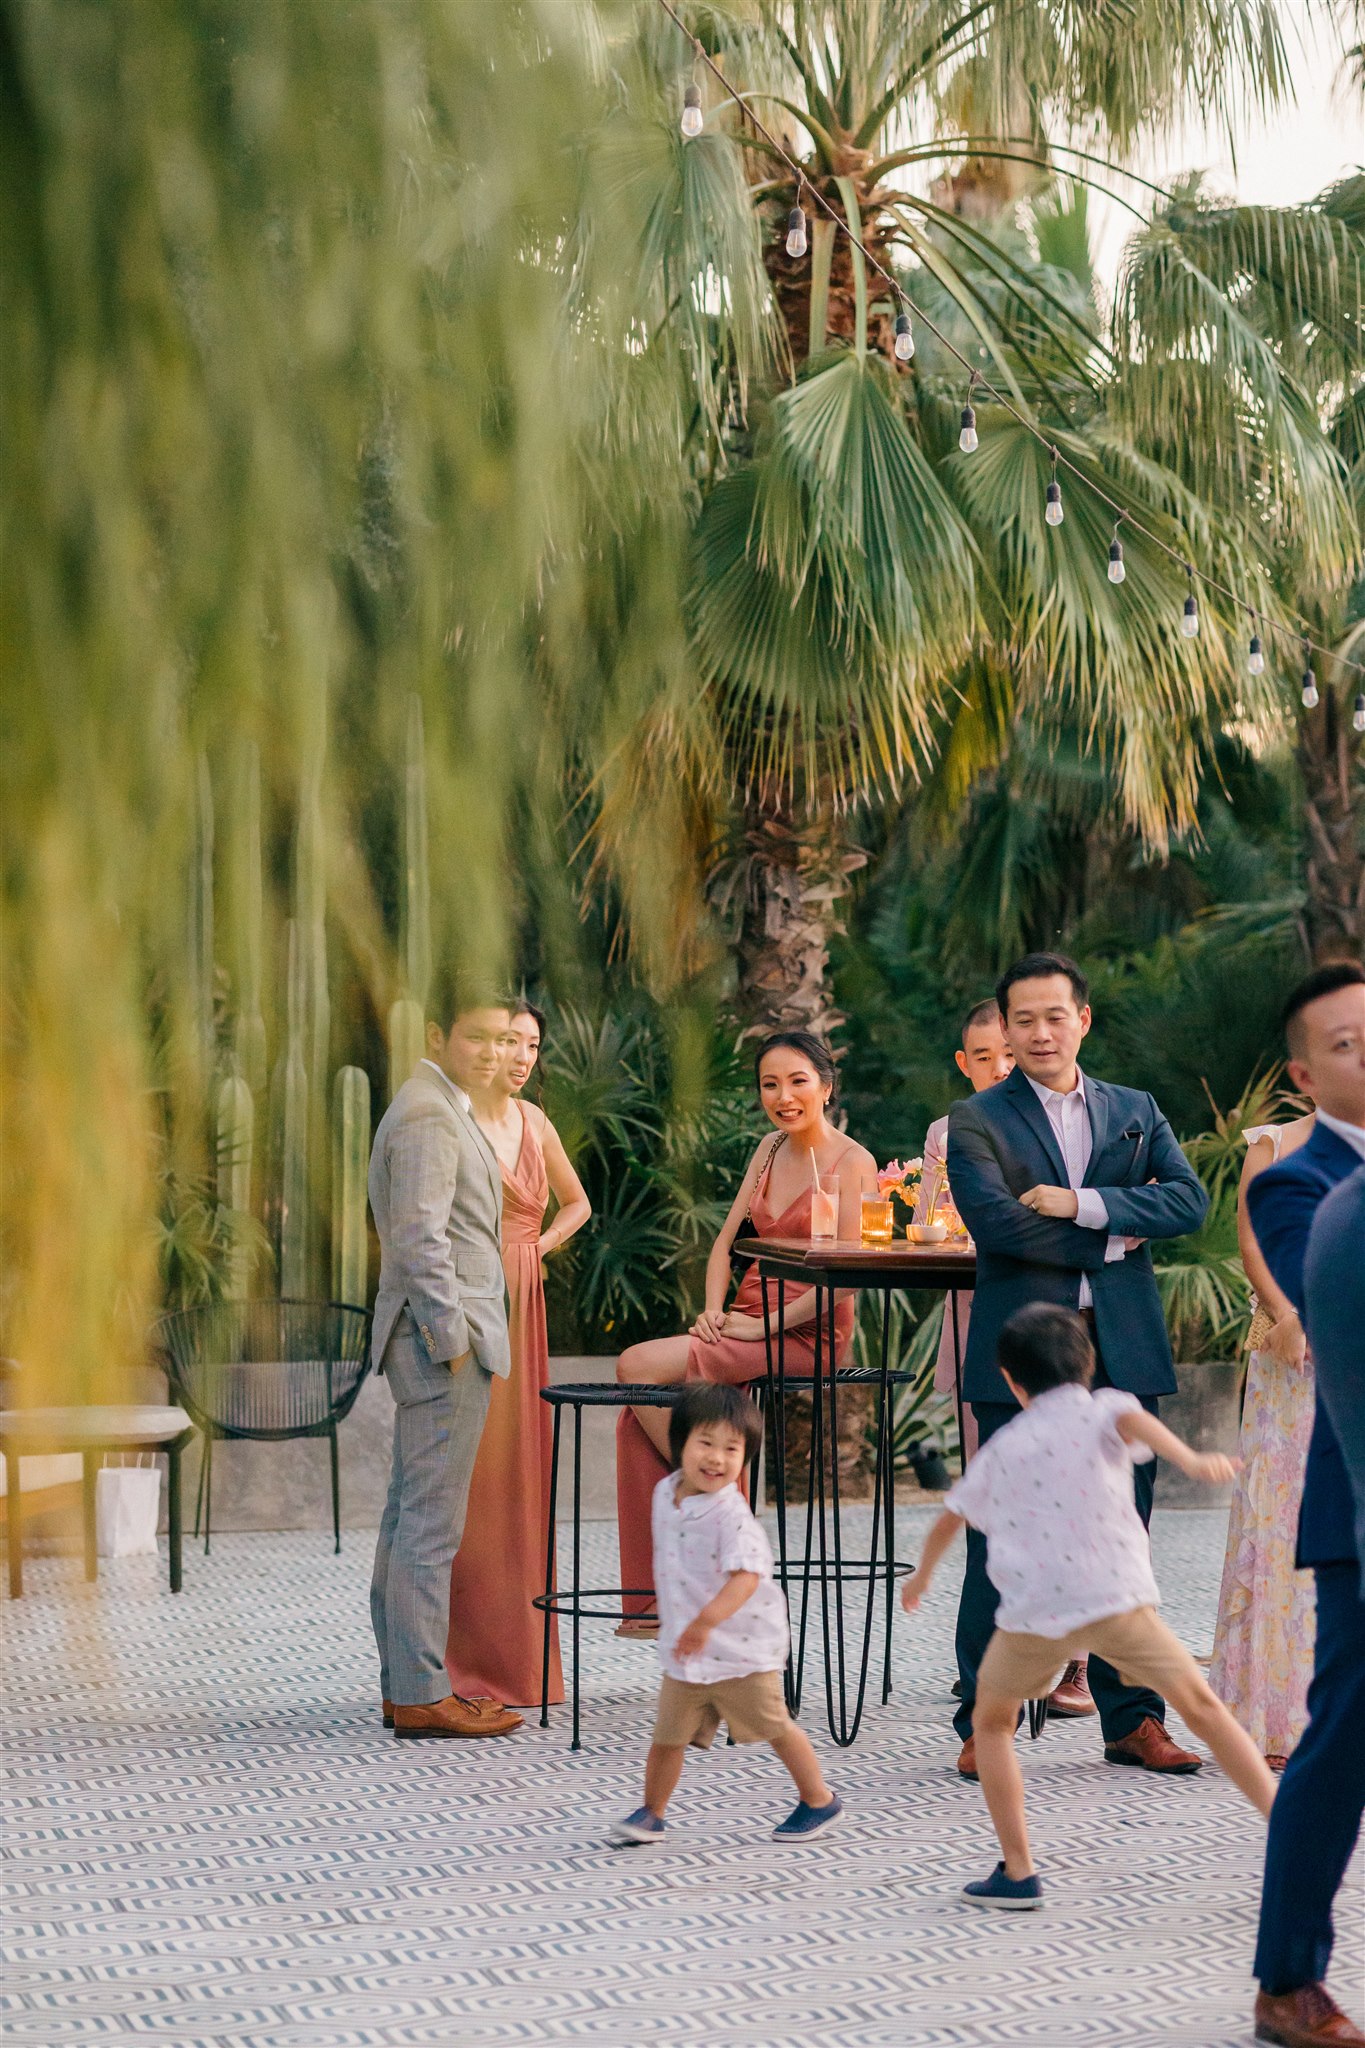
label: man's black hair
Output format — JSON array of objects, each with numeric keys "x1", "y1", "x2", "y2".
[
  {"x1": 427, "y1": 965, "x2": 513, "y2": 1033},
  {"x1": 668, "y1": 1382, "x2": 764, "y2": 1469},
  {"x1": 1281, "y1": 960, "x2": 1365, "y2": 1060},
  {"x1": 996, "y1": 1303, "x2": 1095, "y2": 1397},
  {"x1": 961, "y1": 997, "x2": 1002, "y2": 1046},
  {"x1": 995, "y1": 952, "x2": 1089, "y2": 1020}
]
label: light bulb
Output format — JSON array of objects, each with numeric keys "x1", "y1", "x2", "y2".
[
  {"x1": 1302, "y1": 668, "x2": 1319, "y2": 709},
  {"x1": 1108, "y1": 539, "x2": 1125, "y2": 584},
  {"x1": 681, "y1": 83, "x2": 703, "y2": 138},
  {"x1": 958, "y1": 405, "x2": 978, "y2": 452},
  {"x1": 785, "y1": 206, "x2": 808, "y2": 259},
  {"x1": 1182, "y1": 594, "x2": 1200, "y2": 638},
  {"x1": 893, "y1": 311, "x2": 914, "y2": 361},
  {"x1": 1248, "y1": 633, "x2": 1264, "y2": 675},
  {"x1": 1045, "y1": 480, "x2": 1063, "y2": 526},
  {"x1": 1354, "y1": 693, "x2": 1365, "y2": 733}
]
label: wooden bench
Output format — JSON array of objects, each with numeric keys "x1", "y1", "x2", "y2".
[{"x1": 0, "y1": 1406, "x2": 194, "y2": 1597}]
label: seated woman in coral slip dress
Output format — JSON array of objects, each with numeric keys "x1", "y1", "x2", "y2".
[{"x1": 614, "y1": 1031, "x2": 876, "y2": 1635}]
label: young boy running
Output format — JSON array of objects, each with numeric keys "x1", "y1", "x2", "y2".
[
  {"x1": 902, "y1": 1302, "x2": 1277, "y2": 1907},
  {"x1": 610, "y1": 1383, "x2": 841, "y2": 1845}
]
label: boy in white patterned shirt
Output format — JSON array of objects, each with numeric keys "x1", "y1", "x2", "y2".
[
  {"x1": 610, "y1": 1384, "x2": 842, "y2": 1845},
  {"x1": 901, "y1": 1304, "x2": 1276, "y2": 1907}
]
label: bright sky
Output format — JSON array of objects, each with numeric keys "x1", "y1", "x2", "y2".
[{"x1": 1089, "y1": 1, "x2": 1364, "y2": 287}]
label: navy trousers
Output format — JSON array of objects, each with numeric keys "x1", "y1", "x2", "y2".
[
  {"x1": 1255, "y1": 1561, "x2": 1365, "y2": 1994},
  {"x1": 952, "y1": 1369, "x2": 1163, "y2": 1745}
]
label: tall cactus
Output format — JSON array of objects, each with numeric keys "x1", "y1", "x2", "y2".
[
  {"x1": 331, "y1": 1066, "x2": 371, "y2": 1307},
  {"x1": 232, "y1": 740, "x2": 268, "y2": 1095},
  {"x1": 273, "y1": 920, "x2": 310, "y2": 1298},
  {"x1": 388, "y1": 693, "x2": 431, "y2": 1098},
  {"x1": 188, "y1": 750, "x2": 215, "y2": 1086},
  {"x1": 215, "y1": 1071, "x2": 255, "y2": 1298}
]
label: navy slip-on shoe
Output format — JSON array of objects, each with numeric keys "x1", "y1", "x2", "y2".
[
  {"x1": 962, "y1": 1861, "x2": 1043, "y2": 1909},
  {"x1": 773, "y1": 1795, "x2": 843, "y2": 1840},
  {"x1": 608, "y1": 1806, "x2": 667, "y2": 1847}
]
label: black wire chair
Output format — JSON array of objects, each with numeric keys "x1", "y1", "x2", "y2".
[{"x1": 153, "y1": 1300, "x2": 372, "y2": 1555}]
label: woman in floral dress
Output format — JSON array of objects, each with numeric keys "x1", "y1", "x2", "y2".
[{"x1": 1209, "y1": 1112, "x2": 1317, "y2": 1767}]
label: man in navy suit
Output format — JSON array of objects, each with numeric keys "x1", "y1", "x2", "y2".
[
  {"x1": 946, "y1": 952, "x2": 1210, "y2": 1779},
  {"x1": 1246, "y1": 961, "x2": 1365, "y2": 2048}
]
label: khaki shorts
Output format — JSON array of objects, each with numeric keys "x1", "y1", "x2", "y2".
[
  {"x1": 977, "y1": 1606, "x2": 1201, "y2": 1703},
  {"x1": 653, "y1": 1670, "x2": 792, "y2": 1749}
]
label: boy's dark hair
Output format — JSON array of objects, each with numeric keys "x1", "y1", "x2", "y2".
[
  {"x1": 1281, "y1": 960, "x2": 1365, "y2": 1060},
  {"x1": 961, "y1": 997, "x2": 1001, "y2": 1045},
  {"x1": 753, "y1": 1029, "x2": 839, "y2": 1107},
  {"x1": 995, "y1": 952, "x2": 1089, "y2": 1020},
  {"x1": 427, "y1": 965, "x2": 512, "y2": 1033},
  {"x1": 996, "y1": 1303, "x2": 1095, "y2": 1396},
  {"x1": 668, "y1": 1382, "x2": 764, "y2": 1468}
]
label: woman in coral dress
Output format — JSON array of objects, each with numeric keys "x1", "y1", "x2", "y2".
[
  {"x1": 445, "y1": 1005, "x2": 591, "y2": 1707},
  {"x1": 614, "y1": 1030, "x2": 877, "y2": 1631},
  {"x1": 1209, "y1": 1111, "x2": 1318, "y2": 1767}
]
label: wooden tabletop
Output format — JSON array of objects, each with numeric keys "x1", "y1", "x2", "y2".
[{"x1": 733, "y1": 1236, "x2": 975, "y2": 1287}]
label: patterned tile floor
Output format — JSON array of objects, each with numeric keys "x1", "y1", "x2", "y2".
[{"x1": 2, "y1": 1508, "x2": 1360, "y2": 2047}]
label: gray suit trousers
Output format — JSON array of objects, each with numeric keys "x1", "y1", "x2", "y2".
[{"x1": 370, "y1": 1313, "x2": 492, "y2": 1704}]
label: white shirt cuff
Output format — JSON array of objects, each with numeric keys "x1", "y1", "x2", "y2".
[
  {"x1": 1072, "y1": 1189, "x2": 1110, "y2": 1231},
  {"x1": 1103, "y1": 1234, "x2": 1126, "y2": 1264}
]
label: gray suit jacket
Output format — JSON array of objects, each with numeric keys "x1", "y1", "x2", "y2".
[{"x1": 367, "y1": 1063, "x2": 511, "y2": 1379}]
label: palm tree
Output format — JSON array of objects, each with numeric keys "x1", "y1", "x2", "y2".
[{"x1": 598, "y1": 1, "x2": 1359, "y2": 1030}]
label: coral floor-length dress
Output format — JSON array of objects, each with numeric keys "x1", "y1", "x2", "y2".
[
  {"x1": 616, "y1": 1152, "x2": 856, "y2": 1620},
  {"x1": 446, "y1": 1104, "x2": 563, "y2": 1707}
]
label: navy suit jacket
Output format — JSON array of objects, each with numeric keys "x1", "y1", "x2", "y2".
[
  {"x1": 1250, "y1": 1127, "x2": 1365, "y2": 1568},
  {"x1": 1304, "y1": 1165, "x2": 1365, "y2": 1574},
  {"x1": 946, "y1": 1065, "x2": 1209, "y2": 1407}
]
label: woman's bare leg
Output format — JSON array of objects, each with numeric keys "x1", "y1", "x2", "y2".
[{"x1": 617, "y1": 1336, "x2": 692, "y2": 1460}]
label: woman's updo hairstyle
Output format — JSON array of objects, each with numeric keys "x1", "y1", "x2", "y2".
[{"x1": 753, "y1": 1030, "x2": 838, "y2": 1108}]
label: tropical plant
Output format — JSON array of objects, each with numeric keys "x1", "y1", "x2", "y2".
[{"x1": 592, "y1": 1, "x2": 1360, "y2": 1030}]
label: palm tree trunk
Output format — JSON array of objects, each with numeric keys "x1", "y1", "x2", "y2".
[
  {"x1": 731, "y1": 791, "x2": 876, "y2": 1492},
  {"x1": 1297, "y1": 690, "x2": 1365, "y2": 960}
]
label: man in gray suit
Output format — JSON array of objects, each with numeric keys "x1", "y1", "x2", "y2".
[{"x1": 368, "y1": 983, "x2": 523, "y2": 1738}]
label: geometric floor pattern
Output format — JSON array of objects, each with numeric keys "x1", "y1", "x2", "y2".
[{"x1": 3, "y1": 1508, "x2": 1360, "y2": 2048}]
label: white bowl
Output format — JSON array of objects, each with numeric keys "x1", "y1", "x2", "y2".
[{"x1": 908, "y1": 1221, "x2": 948, "y2": 1244}]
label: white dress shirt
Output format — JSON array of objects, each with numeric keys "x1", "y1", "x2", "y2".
[
  {"x1": 420, "y1": 1059, "x2": 472, "y2": 1117},
  {"x1": 945, "y1": 1383, "x2": 1160, "y2": 1636},
  {"x1": 651, "y1": 1474, "x2": 790, "y2": 1684},
  {"x1": 1315, "y1": 1107, "x2": 1365, "y2": 1161},
  {"x1": 1025, "y1": 1070, "x2": 1126, "y2": 1309}
]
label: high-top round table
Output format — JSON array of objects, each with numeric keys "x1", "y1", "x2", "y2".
[{"x1": 733, "y1": 1236, "x2": 975, "y2": 1745}]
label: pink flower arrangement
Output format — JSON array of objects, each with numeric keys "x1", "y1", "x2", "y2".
[{"x1": 876, "y1": 1156, "x2": 924, "y2": 1200}]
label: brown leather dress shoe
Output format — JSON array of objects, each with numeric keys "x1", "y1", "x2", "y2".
[
  {"x1": 1103, "y1": 1714, "x2": 1200, "y2": 1773},
  {"x1": 392, "y1": 1694, "x2": 524, "y2": 1739},
  {"x1": 1048, "y1": 1658, "x2": 1097, "y2": 1717},
  {"x1": 382, "y1": 1697, "x2": 394, "y2": 1729},
  {"x1": 1255, "y1": 1983, "x2": 1365, "y2": 2045},
  {"x1": 956, "y1": 1736, "x2": 979, "y2": 1781}
]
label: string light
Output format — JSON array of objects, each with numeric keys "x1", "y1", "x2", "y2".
[
  {"x1": 1301, "y1": 647, "x2": 1319, "y2": 709},
  {"x1": 1107, "y1": 519, "x2": 1125, "y2": 585},
  {"x1": 1181, "y1": 567, "x2": 1199, "y2": 638},
  {"x1": 652, "y1": 0, "x2": 1365, "y2": 698},
  {"x1": 958, "y1": 372, "x2": 978, "y2": 451}
]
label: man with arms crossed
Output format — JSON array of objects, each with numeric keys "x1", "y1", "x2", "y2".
[
  {"x1": 1245, "y1": 962, "x2": 1365, "y2": 2048},
  {"x1": 946, "y1": 952, "x2": 1209, "y2": 1780},
  {"x1": 369, "y1": 980, "x2": 523, "y2": 1739}
]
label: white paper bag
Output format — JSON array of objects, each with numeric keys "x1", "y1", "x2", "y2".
[{"x1": 95, "y1": 1455, "x2": 161, "y2": 1558}]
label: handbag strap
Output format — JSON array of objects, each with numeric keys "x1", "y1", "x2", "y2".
[{"x1": 744, "y1": 1131, "x2": 787, "y2": 1232}]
